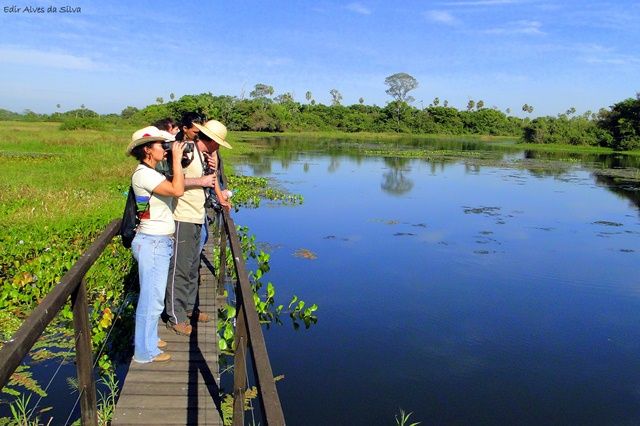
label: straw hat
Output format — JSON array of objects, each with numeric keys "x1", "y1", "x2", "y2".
[
  {"x1": 126, "y1": 126, "x2": 172, "y2": 154},
  {"x1": 193, "y1": 120, "x2": 232, "y2": 149}
]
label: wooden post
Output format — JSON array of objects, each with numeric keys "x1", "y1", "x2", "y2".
[
  {"x1": 217, "y1": 215, "x2": 227, "y2": 296},
  {"x1": 232, "y1": 302, "x2": 248, "y2": 425},
  {"x1": 71, "y1": 279, "x2": 98, "y2": 426}
]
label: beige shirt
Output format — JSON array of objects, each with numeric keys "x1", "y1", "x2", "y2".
[{"x1": 172, "y1": 148, "x2": 206, "y2": 224}]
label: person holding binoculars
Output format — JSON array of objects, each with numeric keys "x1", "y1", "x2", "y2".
[{"x1": 127, "y1": 126, "x2": 186, "y2": 363}]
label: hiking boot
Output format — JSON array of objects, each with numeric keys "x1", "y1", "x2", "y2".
[
  {"x1": 168, "y1": 321, "x2": 192, "y2": 336},
  {"x1": 152, "y1": 353, "x2": 171, "y2": 362},
  {"x1": 158, "y1": 339, "x2": 167, "y2": 349},
  {"x1": 188, "y1": 311, "x2": 212, "y2": 323}
]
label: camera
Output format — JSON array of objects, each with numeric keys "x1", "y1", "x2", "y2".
[{"x1": 202, "y1": 152, "x2": 223, "y2": 211}]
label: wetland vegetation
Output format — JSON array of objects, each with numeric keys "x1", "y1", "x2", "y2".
[{"x1": 1, "y1": 97, "x2": 640, "y2": 423}]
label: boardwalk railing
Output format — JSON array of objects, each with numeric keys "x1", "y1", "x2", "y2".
[
  {"x1": 0, "y1": 186, "x2": 286, "y2": 425},
  {"x1": 0, "y1": 219, "x2": 122, "y2": 426},
  {"x1": 218, "y1": 207, "x2": 286, "y2": 425}
]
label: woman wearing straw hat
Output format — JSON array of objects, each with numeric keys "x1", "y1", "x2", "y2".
[{"x1": 127, "y1": 126, "x2": 186, "y2": 363}]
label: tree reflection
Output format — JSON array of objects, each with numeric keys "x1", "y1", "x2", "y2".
[
  {"x1": 594, "y1": 173, "x2": 640, "y2": 212},
  {"x1": 380, "y1": 157, "x2": 414, "y2": 195},
  {"x1": 328, "y1": 157, "x2": 340, "y2": 173},
  {"x1": 245, "y1": 153, "x2": 273, "y2": 175}
]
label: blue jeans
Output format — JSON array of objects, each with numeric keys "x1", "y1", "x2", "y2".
[
  {"x1": 200, "y1": 216, "x2": 209, "y2": 253},
  {"x1": 131, "y1": 233, "x2": 173, "y2": 362}
]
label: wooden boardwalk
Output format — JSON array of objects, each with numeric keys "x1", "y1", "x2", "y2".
[{"x1": 112, "y1": 236, "x2": 224, "y2": 425}]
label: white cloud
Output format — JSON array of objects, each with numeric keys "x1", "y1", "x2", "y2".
[
  {"x1": 345, "y1": 2, "x2": 372, "y2": 15},
  {"x1": 483, "y1": 20, "x2": 544, "y2": 35},
  {"x1": 0, "y1": 45, "x2": 99, "y2": 70},
  {"x1": 425, "y1": 10, "x2": 459, "y2": 25}
]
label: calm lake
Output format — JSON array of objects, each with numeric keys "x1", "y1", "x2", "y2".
[{"x1": 232, "y1": 137, "x2": 640, "y2": 425}]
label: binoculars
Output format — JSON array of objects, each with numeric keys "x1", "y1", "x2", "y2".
[{"x1": 161, "y1": 141, "x2": 194, "y2": 154}]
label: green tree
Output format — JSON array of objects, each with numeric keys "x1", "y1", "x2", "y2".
[
  {"x1": 169, "y1": 92, "x2": 175, "y2": 101},
  {"x1": 359, "y1": 97, "x2": 364, "y2": 105},
  {"x1": 329, "y1": 89, "x2": 342, "y2": 106},
  {"x1": 476, "y1": 100, "x2": 484, "y2": 110},
  {"x1": 250, "y1": 83, "x2": 274, "y2": 99},
  {"x1": 466, "y1": 100, "x2": 475, "y2": 111},
  {"x1": 384, "y1": 72, "x2": 418, "y2": 104},
  {"x1": 433, "y1": 97, "x2": 440, "y2": 106},
  {"x1": 522, "y1": 104, "x2": 534, "y2": 114},
  {"x1": 384, "y1": 72, "x2": 419, "y2": 131},
  {"x1": 598, "y1": 96, "x2": 640, "y2": 150},
  {"x1": 305, "y1": 91, "x2": 312, "y2": 103},
  {"x1": 121, "y1": 106, "x2": 139, "y2": 119},
  {"x1": 274, "y1": 92, "x2": 295, "y2": 104}
]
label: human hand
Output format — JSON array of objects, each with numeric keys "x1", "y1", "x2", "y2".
[
  {"x1": 201, "y1": 174, "x2": 216, "y2": 187},
  {"x1": 204, "y1": 153, "x2": 217, "y2": 170},
  {"x1": 171, "y1": 141, "x2": 186, "y2": 160}
]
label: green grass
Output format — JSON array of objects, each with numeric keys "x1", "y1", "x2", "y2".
[
  {"x1": 233, "y1": 129, "x2": 518, "y2": 143},
  {"x1": 0, "y1": 121, "x2": 260, "y2": 227},
  {"x1": 515, "y1": 142, "x2": 630, "y2": 155}
]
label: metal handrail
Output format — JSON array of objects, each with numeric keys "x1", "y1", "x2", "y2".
[{"x1": 0, "y1": 219, "x2": 122, "y2": 426}]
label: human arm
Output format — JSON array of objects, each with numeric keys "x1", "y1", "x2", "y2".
[
  {"x1": 184, "y1": 174, "x2": 216, "y2": 188},
  {"x1": 152, "y1": 142, "x2": 185, "y2": 197}
]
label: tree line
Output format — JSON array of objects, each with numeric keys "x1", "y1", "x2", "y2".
[{"x1": 1, "y1": 72, "x2": 638, "y2": 151}]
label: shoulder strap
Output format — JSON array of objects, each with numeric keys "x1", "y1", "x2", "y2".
[{"x1": 131, "y1": 166, "x2": 153, "y2": 215}]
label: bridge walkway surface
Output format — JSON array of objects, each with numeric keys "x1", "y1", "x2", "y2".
[{"x1": 112, "y1": 236, "x2": 224, "y2": 425}]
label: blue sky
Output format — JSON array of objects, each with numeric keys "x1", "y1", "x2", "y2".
[{"x1": 0, "y1": 0, "x2": 638, "y2": 117}]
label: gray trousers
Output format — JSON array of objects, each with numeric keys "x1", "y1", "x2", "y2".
[{"x1": 164, "y1": 221, "x2": 202, "y2": 325}]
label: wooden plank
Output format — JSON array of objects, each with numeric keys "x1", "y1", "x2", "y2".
[
  {"x1": 113, "y1": 382, "x2": 218, "y2": 396},
  {"x1": 122, "y1": 370, "x2": 221, "y2": 385},
  {"x1": 108, "y1": 407, "x2": 222, "y2": 425},
  {"x1": 116, "y1": 394, "x2": 219, "y2": 409}
]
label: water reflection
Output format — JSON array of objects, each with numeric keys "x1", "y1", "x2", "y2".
[
  {"x1": 594, "y1": 173, "x2": 640, "y2": 211},
  {"x1": 241, "y1": 136, "x2": 640, "y2": 213},
  {"x1": 381, "y1": 157, "x2": 414, "y2": 195}
]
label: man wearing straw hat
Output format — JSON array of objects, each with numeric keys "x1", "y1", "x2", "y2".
[
  {"x1": 194, "y1": 119, "x2": 233, "y2": 213},
  {"x1": 164, "y1": 113, "x2": 217, "y2": 336}
]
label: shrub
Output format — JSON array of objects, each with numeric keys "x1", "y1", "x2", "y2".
[{"x1": 59, "y1": 118, "x2": 107, "y2": 131}]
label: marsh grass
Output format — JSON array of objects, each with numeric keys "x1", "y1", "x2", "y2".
[
  {"x1": 0, "y1": 121, "x2": 257, "y2": 227},
  {"x1": 1, "y1": 122, "x2": 133, "y2": 226}
]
